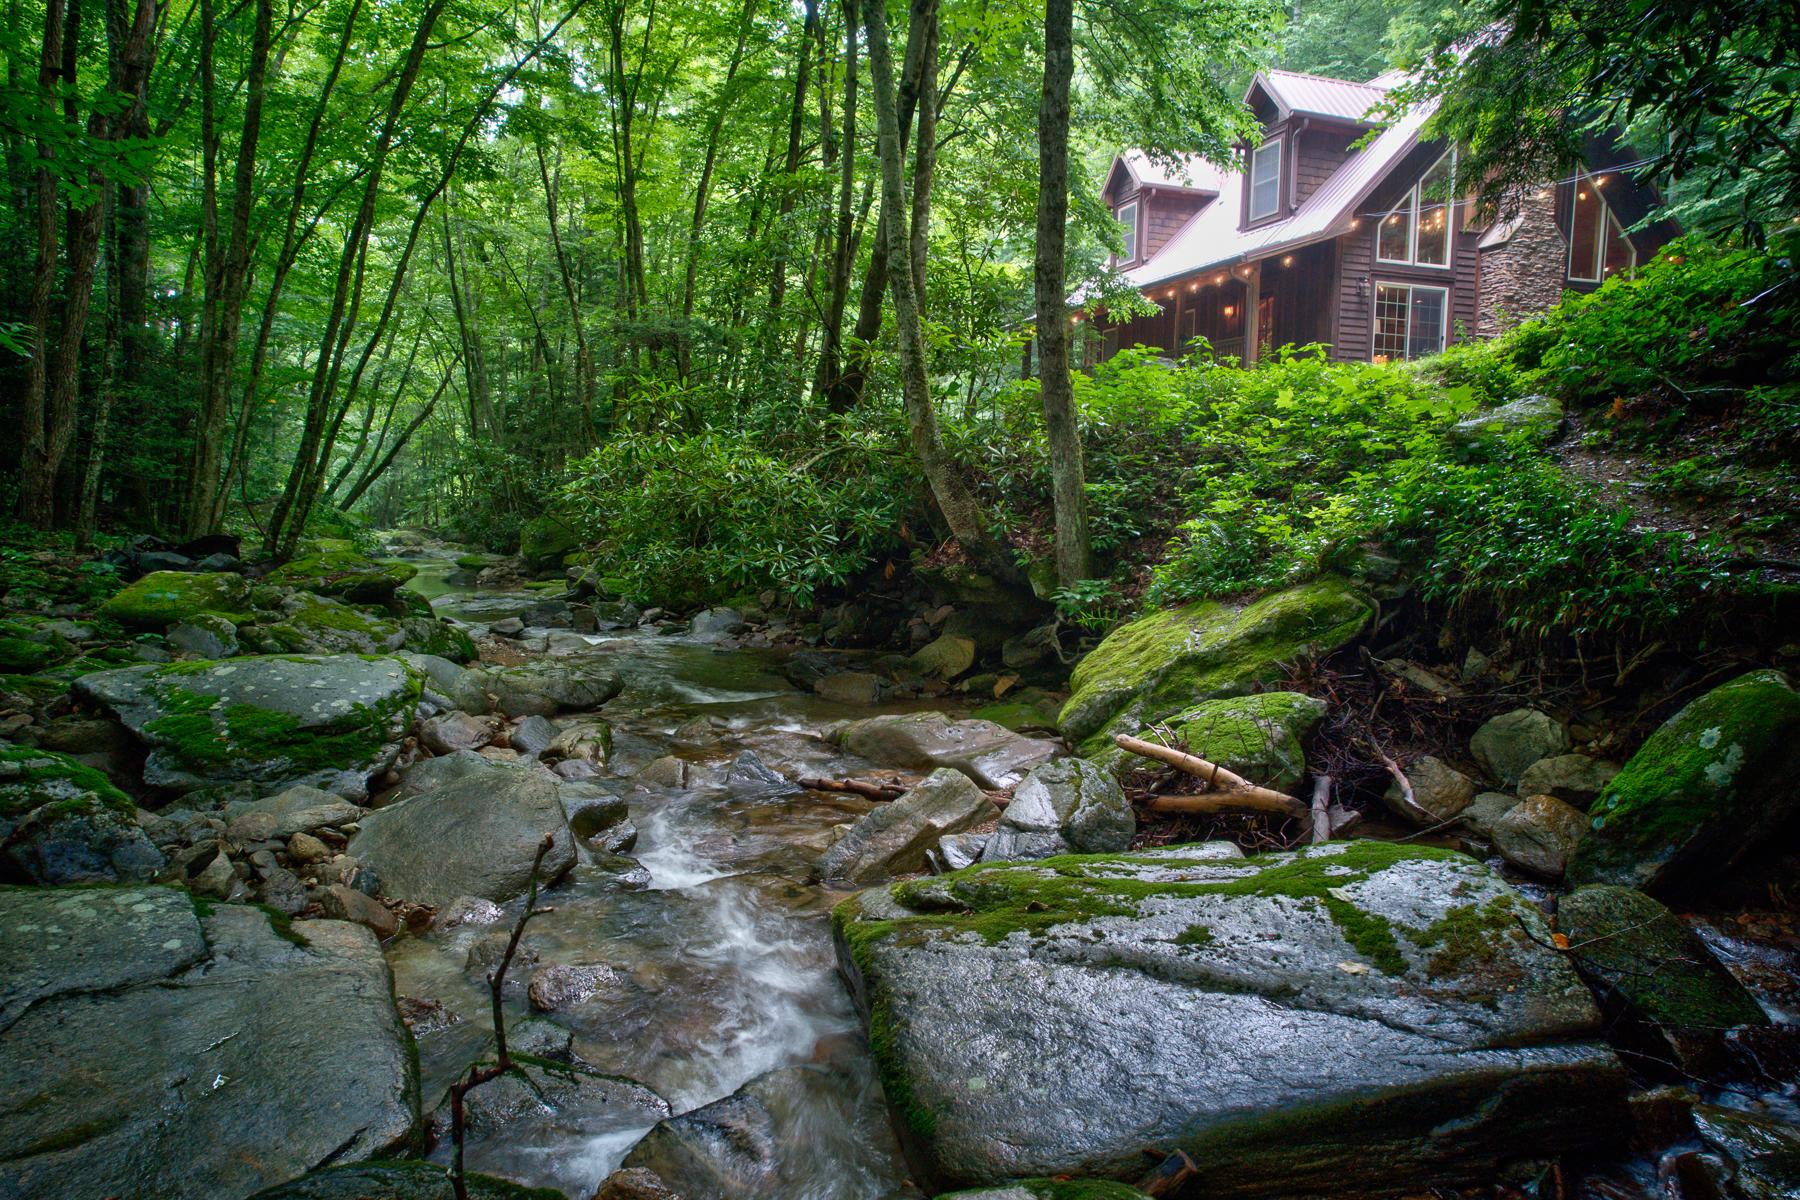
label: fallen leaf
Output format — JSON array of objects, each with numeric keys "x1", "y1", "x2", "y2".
[
  {"x1": 1552, "y1": 932, "x2": 1570, "y2": 950},
  {"x1": 1337, "y1": 961, "x2": 1368, "y2": 975}
]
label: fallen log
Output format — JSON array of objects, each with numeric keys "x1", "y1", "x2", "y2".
[
  {"x1": 798, "y1": 776, "x2": 906, "y2": 801},
  {"x1": 1137, "y1": 1149, "x2": 1199, "y2": 1197},
  {"x1": 1309, "y1": 775, "x2": 1333, "y2": 844},
  {"x1": 1146, "y1": 791, "x2": 1310, "y2": 819},
  {"x1": 1113, "y1": 733, "x2": 1306, "y2": 815}
]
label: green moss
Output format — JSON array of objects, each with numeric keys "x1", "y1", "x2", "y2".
[
  {"x1": 0, "y1": 744, "x2": 132, "y2": 820},
  {"x1": 267, "y1": 551, "x2": 416, "y2": 602},
  {"x1": 0, "y1": 634, "x2": 67, "y2": 673},
  {"x1": 100, "y1": 570, "x2": 252, "y2": 628},
  {"x1": 1173, "y1": 923, "x2": 1215, "y2": 947},
  {"x1": 1407, "y1": 896, "x2": 1528, "y2": 981}
]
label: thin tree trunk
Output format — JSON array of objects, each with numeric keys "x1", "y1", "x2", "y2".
[
  {"x1": 811, "y1": 0, "x2": 857, "y2": 403},
  {"x1": 677, "y1": 0, "x2": 753, "y2": 379},
  {"x1": 766, "y1": 0, "x2": 818, "y2": 320},
  {"x1": 18, "y1": 0, "x2": 68, "y2": 527},
  {"x1": 534, "y1": 137, "x2": 594, "y2": 432},
  {"x1": 1034, "y1": 0, "x2": 1089, "y2": 586},
  {"x1": 342, "y1": 370, "x2": 452, "y2": 508}
]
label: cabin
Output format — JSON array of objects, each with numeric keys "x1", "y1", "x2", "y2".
[{"x1": 1080, "y1": 68, "x2": 1677, "y2": 366}]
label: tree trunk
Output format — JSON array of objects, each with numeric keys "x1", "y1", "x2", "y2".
[
  {"x1": 18, "y1": 0, "x2": 68, "y2": 527},
  {"x1": 677, "y1": 0, "x2": 753, "y2": 380},
  {"x1": 810, "y1": 0, "x2": 857, "y2": 403},
  {"x1": 1033, "y1": 0, "x2": 1089, "y2": 586},
  {"x1": 766, "y1": 0, "x2": 819, "y2": 321}
]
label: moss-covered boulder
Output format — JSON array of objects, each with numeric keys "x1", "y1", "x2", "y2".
[
  {"x1": 0, "y1": 745, "x2": 163, "y2": 884},
  {"x1": 1567, "y1": 670, "x2": 1800, "y2": 897},
  {"x1": 73, "y1": 654, "x2": 421, "y2": 798},
  {"x1": 1558, "y1": 885, "x2": 1766, "y2": 1074},
  {"x1": 519, "y1": 514, "x2": 582, "y2": 568},
  {"x1": 1058, "y1": 578, "x2": 1370, "y2": 759},
  {"x1": 100, "y1": 569, "x2": 252, "y2": 627},
  {"x1": 267, "y1": 550, "x2": 416, "y2": 602},
  {"x1": 1112, "y1": 690, "x2": 1326, "y2": 789},
  {"x1": 0, "y1": 617, "x2": 74, "y2": 673},
  {"x1": 261, "y1": 594, "x2": 408, "y2": 655},
  {"x1": 399, "y1": 616, "x2": 477, "y2": 663},
  {"x1": 833, "y1": 840, "x2": 1623, "y2": 1197}
]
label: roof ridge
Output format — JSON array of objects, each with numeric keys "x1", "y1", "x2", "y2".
[{"x1": 1265, "y1": 66, "x2": 1386, "y2": 90}]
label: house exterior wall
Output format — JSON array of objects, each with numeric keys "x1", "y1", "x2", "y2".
[
  {"x1": 1476, "y1": 196, "x2": 1569, "y2": 337},
  {"x1": 1293, "y1": 127, "x2": 1353, "y2": 207}
]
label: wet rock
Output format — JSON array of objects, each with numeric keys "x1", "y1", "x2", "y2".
[
  {"x1": 99, "y1": 569, "x2": 251, "y2": 627},
  {"x1": 593, "y1": 818, "x2": 639, "y2": 855},
  {"x1": 509, "y1": 714, "x2": 559, "y2": 757},
  {"x1": 1516, "y1": 753, "x2": 1621, "y2": 809},
  {"x1": 319, "y1": 882, "x2": 400, "y2": 939},
  {"x1": 418, "y1": 710, "x2": 499, "y2": 755},
  {"x1": 266, "y1": 549, "x2": 415, "y2": 602},
  {"x1": 1151, "y1": 691, "x2": 1327, "y2": 792},
  {"x1": 436, "y1": 895, "x2": 505, "y2": 929},
  {"x1": 815, "y1": 670, "x2": 885, "y2": 705},
  {"x1": 222, "y1": 784, "x2": 366, "y2": 838},
  {"x1": 1458, "y1": 791, "x2": 1521, "y2": 840},
  {"x1": 815, "y1": 768, "x2": 998, "y2": 886},
  {"x1": 980, "y1": 759, "x2": 1132, "y2": 863},
  {"x1": 1384, "y1": 755, "x2": 1477, "y2": 826},
  {"x1": 0, "y1": 896, "x2": 414, "y2": 1200},
  {"x1": 167, "y1": 612, "x2": 240, "y2": 658},
  {"x1": 834, "y1": 712, "x2": 1059, "y2": 789},
  {"x1": 0, "y1": 745, "x2": 162, "y2": 885},
  {"x1": 725, "y1": 750, "x2": 801, "y2": 799},
  {"x1": 1056, "y1": 577, "x2": 1371, "y2": 758},
  {"x1": 545, "y1": 719, "x2": 612, "y2": 766},
  {"x1": 428, "y1": 1058, "x2": 668, "y2": 1200},
  {"x1": 689, "y1": 607, "x2": 746, "y2": 640},
  {"x1": 75, "y1": 654, "x2": 421, "y2": 797},
  {"x1": 1559, "y1": 886, "x2": 1767, "y2": 1075},
  {"x1": 465, "y1": 929, "x2": 540, "y2": 977},
  {"x1": 509, "y1": 1015, "x2": 575, "y2": 1061},
  {"x1": 931, "y1": 831, "x2": 989, "y2": 873},
  {"x1": 556, "y1": 781, "x2": 629, "y2": 842},
  {"x1": 834, "y1": 841, "x2": 1625, "y2": 1196},
  {"x1": 552, "y1": 758, "x2": 603, "y2": 781},
  {"x1": 635, "y1": 755, "x2": 690, "y2": 788},
  {"x1": 1491, "y1": 793, "x2": 1589, "y2": 877},
  {"x1": 527, "y1": 962, "x2": 627, "y2": 1012},
  {"x1": 1690, "y1": 1104, "x2": 1800, "y2": 1200},
  {"x1": 595, "y1": 1167, "x2": 685, "y2": 1200},
  {"x1": 910, "y1": 633, "x2": 976, "y2": 681},
  {"x1": 1568, "y1": 670, "x2": 1800, "y2": 898},
  {"x1": 1469, "y1": 708, "x2": 1570, "y2": 787},
  {"x1": 349, "y1": 767, "x2": 576, "y2": 907},
  {"x1": 1445, "y1": 394, "x2": 1564, "y2": 454}
]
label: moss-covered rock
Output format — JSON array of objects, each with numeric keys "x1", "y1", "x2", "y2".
[
  {"x1": 0, "y1": 746, "x2": 160, "y2": 885},
  {"x1": 1114, "y1": 690, "x2": 1326, "y2": 789},
  {"x1": 1558, "y1": 885, "x2": 1765, "y2": 1074},
  {"x1": 73, "y1": 654, "x2": 421, "y2": 797},
  {"x1": 1058, "y1": 578, "x2": 1370, "y2": 759},
  {"x1": 834, "y1": 840, "x2": 1621, "y2": 1197},
  {"x1": 1567, "y1": 670, "x2": 1800, "y2": 897},
  {"x1": 519, "y1": 515, "x2": 582, "y2": 568},
  {"x1": 399, "y1": 616, "x2": 476, "y2": 663},
  {"x1": 100, "y1": 570, "x2": 252, "y2": 627},
  {"x1": 267, "y1": 551, "x2": 416, "y2": 602},
  {"x1": 0, "y1": 743, "x2": 131, "y2": 822},
  {"x1": 261, "y1": 595, "x2": 409, "y2": 655}
]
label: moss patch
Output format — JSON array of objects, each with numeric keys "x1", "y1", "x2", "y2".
[
  {"x1": 0, "y1": 744, "x2": 132, "y2": 820},
  {"x1": 100, "y1": 570, "x2": 251, "y2": 628},
  {"x1": 267, "y1": 551, "x2": 416, "y2": 602}
]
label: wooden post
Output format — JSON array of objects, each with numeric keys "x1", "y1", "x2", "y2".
[{"x1": 1243, "y1": 266, "x2": 1260, "y2": 365}]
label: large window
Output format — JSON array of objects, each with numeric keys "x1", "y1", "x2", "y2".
[
  {"x1": 1567, "y1": 173, "x2": 1635, "y2": 282},
  {"x1": 1372, "y1": 283, "x2": 1447, "y2": 361},
  {"x1": 1376, "y1": 151, "x2": 1455, "y2": 268},
  {"x1": 1248, "y1": 139, "x2": 1282, "y2": 221},
  {"x1": 1114, "y1": 200, "x2": 1138, "y2": 264}
]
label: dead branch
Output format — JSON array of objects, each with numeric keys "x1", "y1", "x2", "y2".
[
  {"x1": 799, "y1": 775, "x2": 906, "y2": 801},
  {"x1": 1367, "y1": 740, "x2": 1434, "y2": 826},
  {"x1": 1147, "y1": 791, "x2": 1310, "y2": 818},
  {"x1": 449, "y1": 832, "x2": 558, "y2": 1200},
  {"x1": 1137, "y1": 1148, "x2": 1199, "y2": 1197},
  {"x1": 1309, "y1": 775, "x2": 1333, "y2": 845},
  {"x1": 1113, "y1": 733, "x2": 1305, "y2": 813}
]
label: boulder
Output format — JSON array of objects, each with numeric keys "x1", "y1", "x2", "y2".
[
  {"x1": 425, "y1": 1057, "x2": 668, "y2": 1200},
  {"x1": 910, "y1": 633, "x2": 976, "y2": 681},
  {"x1": 1490, "y1": 793, "x2": 1589, "y2": 877},
  {"x1": 318, "y1": 882, "x2": 400, "y2": 939},
  {"x1": 594, "y1": 1168, "x2": 684, "y2": 1200},
  {"x1": 931, "y1": 831, "x2": 990, "y2": 872},
  {"x1": 455, "y1": 661, "x2": 624, "y2": 716},
  {"x1": 349, "y1": 766, "x2": 575, "y2": 906},
  {"x1": 1568, "y1": 671, "x2": 1800, "y2": 898},
  {"x1": 1457, "y1": 791, "x2": 1521, "y2": 840},
  {"x1": 544, "y1": 720, "x2": 612, "y2": 766},
  {"x1": 723, "y1": 750, "x2": 801, "y2": 799},
  {"x1": 527, "y1": 962, "x2": 627, "y2": 1012},
  {"x1": 247, "y1": 1162, "x2": 544, "y2": 1200},
  {"x1": 1383, "y1": 755, "x2": 1477, "y2": 826},
  {"x1": 1558, "y1": 885, "x2": 1766, "y2": 1075},
  {"x1": 387, "y1": 748, "x2": 512, "y2": 805},
  {"x1": 266, "y1": 550, "x2": 416, "y2": 601},
  {"x1": 815, "y1": 671, "x2": 885, "y2": 705},
  {"x1": 1516, "y1": 754, "x2": 1621, "y2": 809},
  {"x1": 1153, "y1": 691, "x2": 1327, "y2": 791},
  {"x1": 99, "y1": 570, "x2": 251, "y2": 627},
  {"x1": 518, "y1": 514, "x2": 582, "y2": 568},
  {"x1": 833, "y1": 841, "x2": 1625, "y2": 1197},
  {"x1": 418, "y1": 711, "x2": 499, "y2": 755},
  {"x1": 509, "y1": 715, "x2": 560, "y2": 757},
  {"x1": 75, "y1": 654, "x2": 421, "y2": 797},
  {"x1": 0, "y1": 893, "x2": 415, "y2": 1200},
  {"x1": 1057, "y1": 577, "x2": 1371, "y2": 757},
  {"x1": 621, "y1": 1062, "x2": 905, "y2": 1200},
  {"x1": 258, "y1": 594, "x2": 407, "y2": 655},
  {"x1": 834, "y1": 712, "x2": 1059, "y2": 789},
  {"x1": 688, "y1": 607, "x2": 746, "y2": 639},
  {"x1": 1445, "y1": 394, "x2": 1564, "y2": 454},
  {"x1": 1469, "y1": 708, "x2": 1569, "y2": 787},
  {"x1": 556, "y1": 781, "x2": 628, "y2": 844},
  {"x1": 167, "y1": 612, "x2": 240, "y2": 659},
  {"x1": 980, "y1": 759, "x2": 1132, "y2": 862},
  {"x1": 814, "y1": 768, "x2": 998, "y2": 886},
  {"x1": 0, "y1": 745, "x2": 162, "y2": 884},
  {"x1": 1690, "y1": 1104, "x2": 1800, "y2": 1200}
]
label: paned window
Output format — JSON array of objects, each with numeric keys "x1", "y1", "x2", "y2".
[
  {"x1": 1248, "y1": 140, "x2": 1282, "y2": 221},
  {"x1": 1376, "y1": 151, "x2": 1455, "y2": 267},
  {"x1": 1114, "y1": 200, "x2": 1138, "y2": 264},
  {"x1": 1372, "y1": 283, "x2": 1447, "y2": 361},
  {"x1": 1567, "y1": 173, "x2": 1636, "y2": 282}
]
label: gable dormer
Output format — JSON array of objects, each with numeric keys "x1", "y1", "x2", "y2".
[
  {"x1": 1102, "y1": 152, "x2": 1220, "y2": 268},
  {"x1": 1240, "y1": 70, "x2": 1389, "y2": 228}
]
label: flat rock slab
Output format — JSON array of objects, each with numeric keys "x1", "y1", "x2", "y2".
[
  {"x1": 74, "y1": 654, "x2": 421, "y2": 796},
  {"x1": 834, "y1": 841, "x2": 1626, "y2": 1198},
  {"x1": 833, "y1": 712, "x2": 1059, "y2": 789},
  {"x1": 0, "y1": 892, "x2": 417, "y2": 1200}
]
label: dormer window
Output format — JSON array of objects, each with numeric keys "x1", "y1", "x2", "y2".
[
  {"x1": 1568, "y1": 172, "x2": 1635, "y2": 282},
  {"x1": 1377, "y1": 151, "x2": 1455, "y2": 268},
  {"x1": 1248, "y1": 139, "x2": 1281, "y2": 221},
  {"x1": 1114, "y1": 200, "x2": 1138, "y2": 265}
]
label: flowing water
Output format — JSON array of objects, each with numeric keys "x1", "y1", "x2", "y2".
[{"x1": 386, "y1": 574, "x2": 933, "y2": 1199}]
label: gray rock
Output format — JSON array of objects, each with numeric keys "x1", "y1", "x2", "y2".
[
  {"x1": 521, "y1": 598, "x2": 576, "y2": 629},
  {"x1": 545, "y1": 719, "x2": 611, "y2": 766},
  {"x1": 527, "y1": 962, "x2": 627, "y2": 1012},
  {"x1": 834, "y1": 841, "x2": 1625, "y2": 1196},
  {"x1": 257, "y1": 866, "x2": 309, "y2": 916},
  {"x1": 508, "y1": 715, "x2": 559, "y2": 757},
  {"x1": 223, "y1": 784, "x2": 366, "y2": 838},
  {"x1": 74, "y1": 654, "x2": 420, "y2": 796},
  {"x1": 418, "y1": 711, "x2": 498, "y2": 755},
  {"x1": 386, "y1": 749, "x2": 513, "y2": 805},
  {"x1": 1446, "y1": 394, "x2": 1565, "y2": 453},
  {"x1": 814, "y1": 768, "x2": 998, "y2": 886},
  {"x1": 688, "y1": 607, "x2": 746, "y2": 639},
  {"x1": 167, "y1": 612, "x2": 240, "y2": 659},
  {"x1": 814, "y1": 671, "x2": 885, "y2": 705},
  {"x1": 349, "y1": 768, "x2": 576, "y2": 907},
  {"x1": 455, "y1": 661, "x2": 623, "y2": 717},
  {"x1": 1470, "y1": 708, "x2": 1570, "y2": 787},
  {"x1": 1516, "y1": 754, "x2": 1620, "y2": 809},
  {"x1": 725, "y1": 751, "x2": 800, "y2": 799},
  {"x1": 435, "y1": 895, "x2": 505, "y2": 929},
  {"x1": 594, "y1": 1167, "x2": 684, "y2": 1200},
  {"x1": 834, "y1": 712, "x2": 1059, "y2": 789},
  {"x1": 1458, "y1": 792, "x2": 1521, "y2": 840},
  {"x1": 1383, "y1": 755, "x2": 1477, "y2": 826},
  {"x1": 2, "y1": 795, "x2": 164, "y2": 886},
  {"x1": 980, "y1": 759, "x2": 1131, "y2": 862},
  {"x1": 931, "y1": 831, "x2": 990, "y2": 873},
  {"x1": 634, "y1": 755, "x2": 691, "y2": 789},
  {"x1": 1491, "y1": 793, "x2": 1590, "y2": 877},
  {"x1": 0, "y1": 897, "x2": 415, "y2": 1200},
  {"x1": 398, "y1": 651, "x2": 471, "y2": 698},
  {"x1": 556, "y1": 781, "x2": 629, "y2": 842}
]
